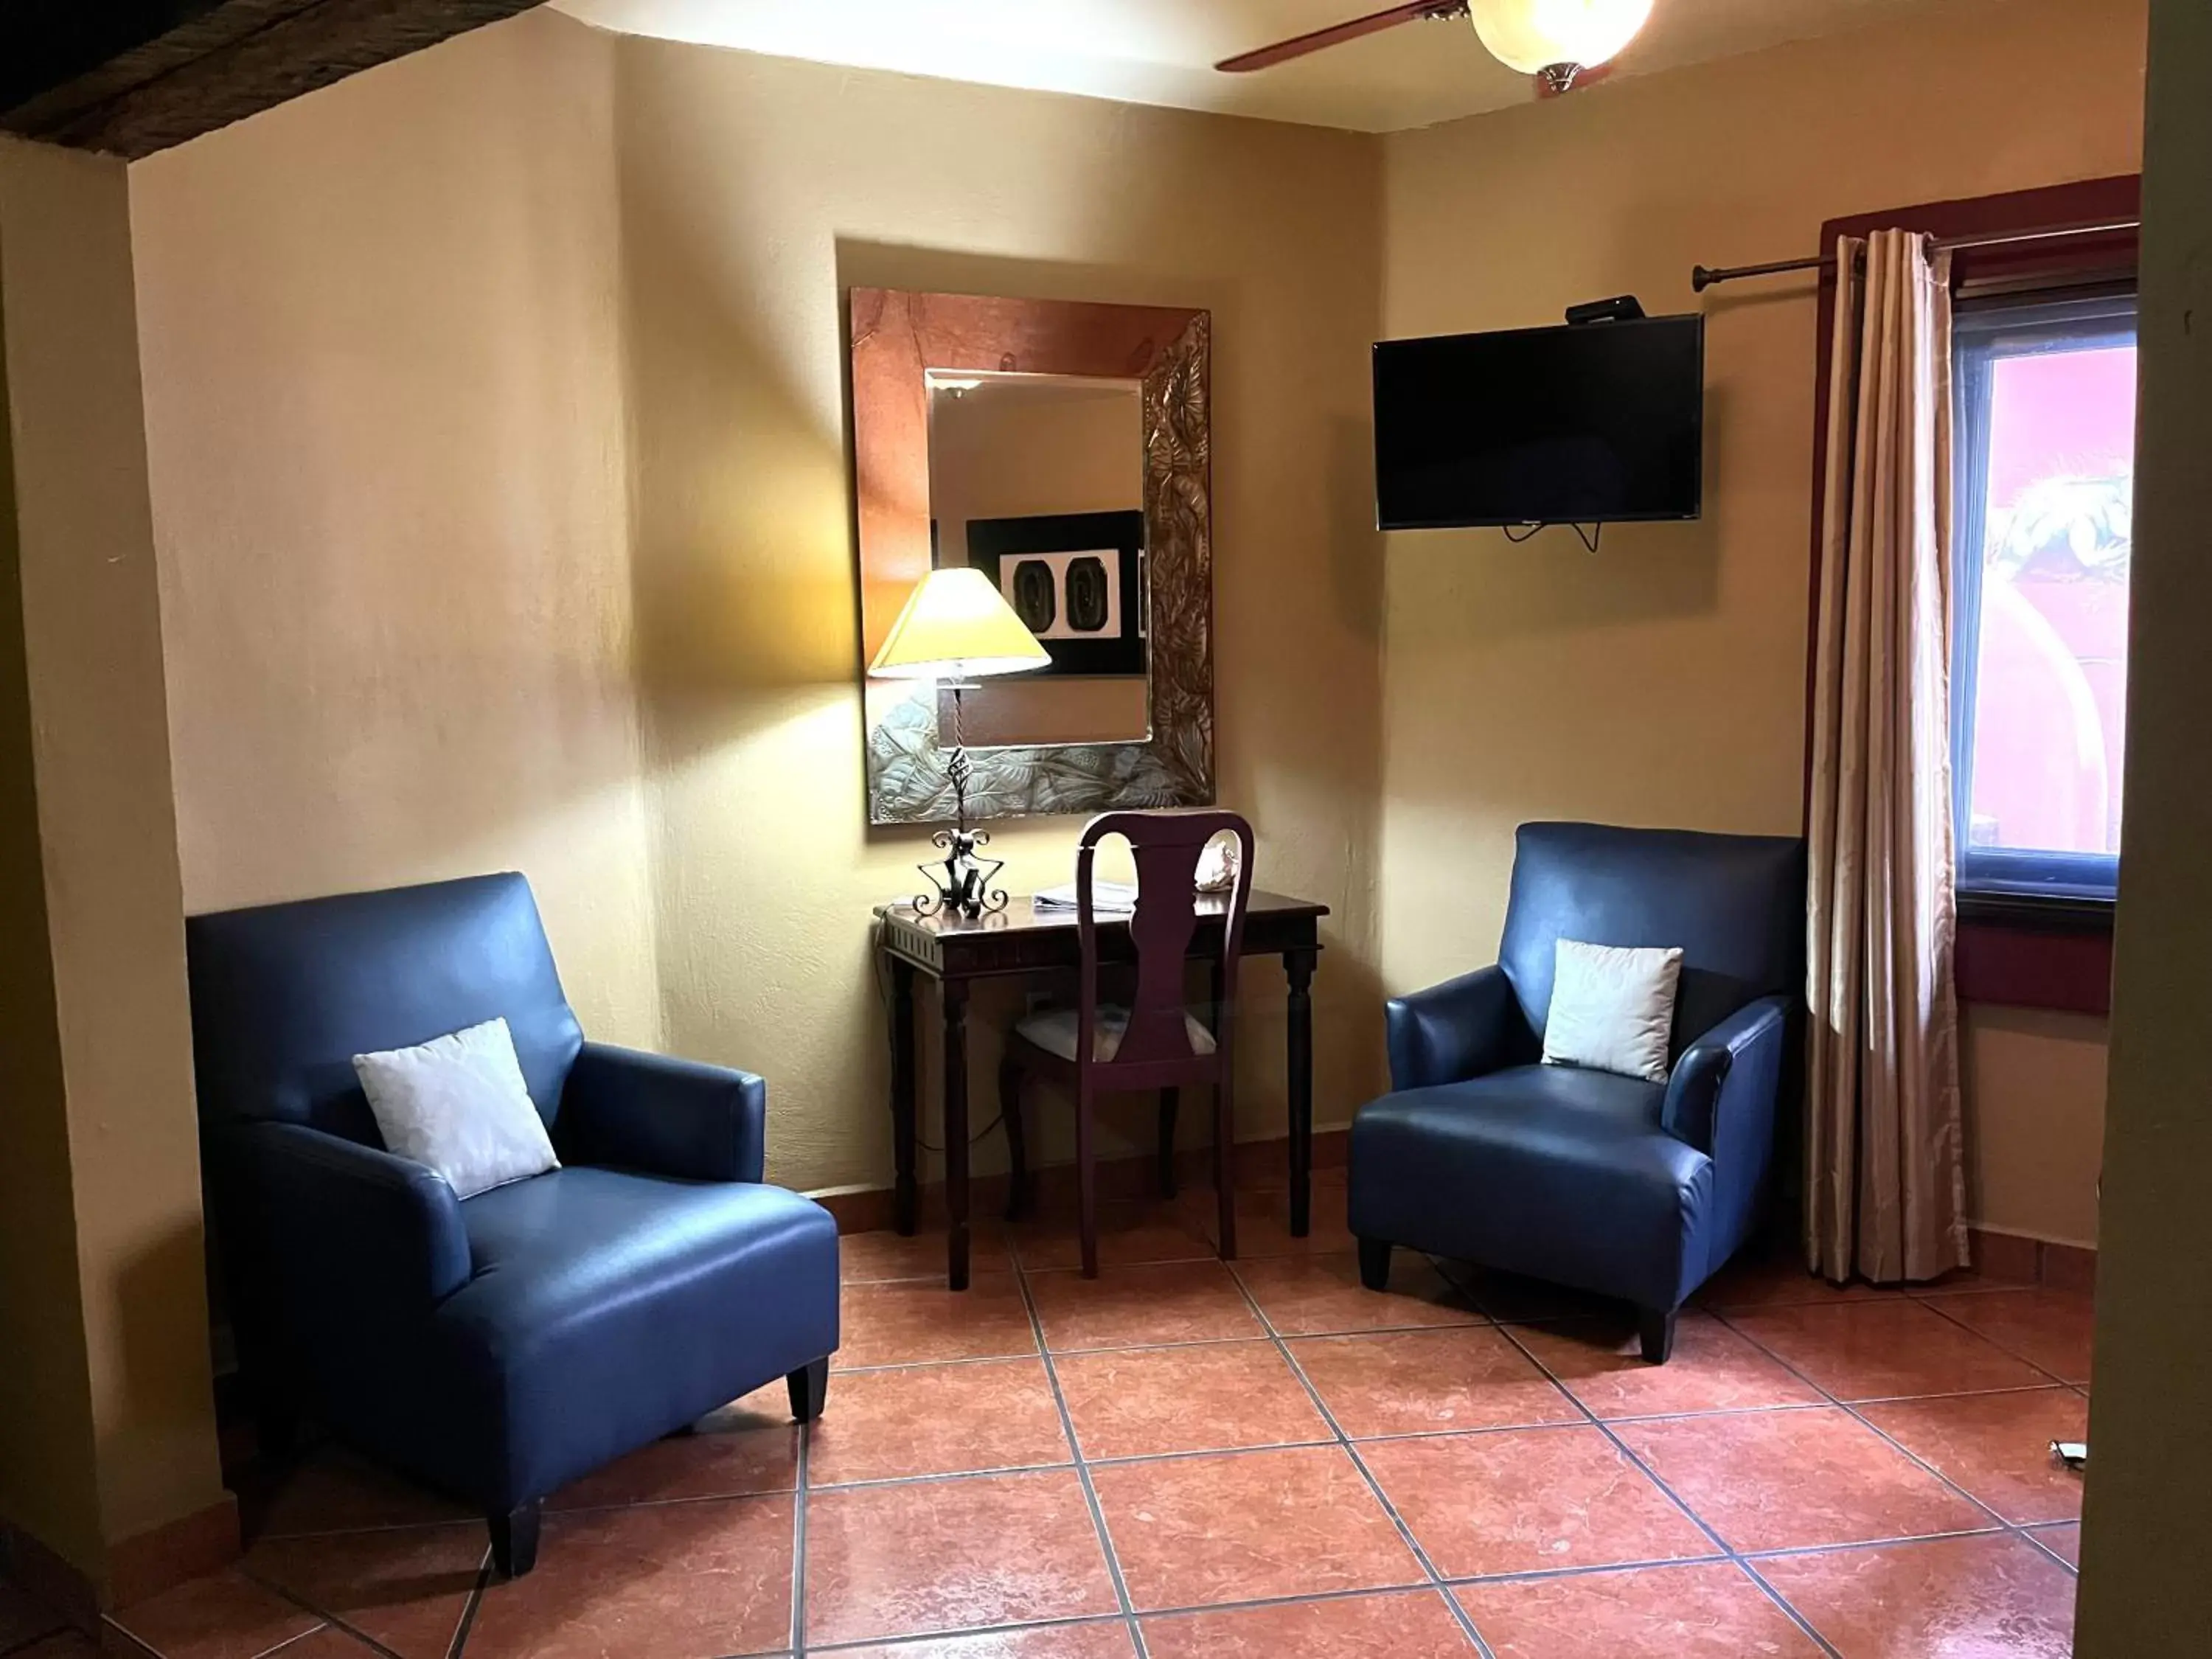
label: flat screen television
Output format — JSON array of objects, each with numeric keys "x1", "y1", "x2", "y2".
[{"x1": 1373, "y1": 315, "x2": 1705, "y2": 530}]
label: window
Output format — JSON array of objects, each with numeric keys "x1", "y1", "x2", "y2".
[{"x1": 1951, "y1": 288, "x2": 2136, "y2": 906}]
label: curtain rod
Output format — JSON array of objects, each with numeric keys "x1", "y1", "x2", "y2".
[{"x1": 1691, "y1": 218, "x2": 2140, "y2": 293}]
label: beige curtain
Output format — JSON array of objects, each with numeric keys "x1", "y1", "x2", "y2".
[{"x1": 1805, "y1": 229, "x2": 1969, "y2": 1284}]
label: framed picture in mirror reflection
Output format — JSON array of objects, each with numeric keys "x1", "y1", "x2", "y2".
[{"x1": 963, "y1": 509, "x2": 1147, "y2": 679}]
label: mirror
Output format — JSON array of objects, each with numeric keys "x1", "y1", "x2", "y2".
[
  {"x1": 849, "y1": 288, "x2": 1214, "y2": 828},
  {"x1": 927, "y1": 370, "x2": 1150, "y2": 749}
]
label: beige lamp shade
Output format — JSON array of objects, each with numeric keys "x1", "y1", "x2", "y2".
[
  {"x1": 869, "y1": 567, "x2": 1052, "y2": 681},
  {"x1": 1470, "y1": 0, "x2": 1653, "y2": 74}
]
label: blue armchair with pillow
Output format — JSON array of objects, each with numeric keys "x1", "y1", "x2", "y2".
[
  {"x1": 189, "y1": 873, "x2": 839, "y2": 1576},
  {"x1": 1349, "y1": 823, "x2": 1805, "y2": 1363}
]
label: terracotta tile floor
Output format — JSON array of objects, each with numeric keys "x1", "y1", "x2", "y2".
[{"x1": 66, "y1": 1184, "x2": 2093, "y2": 1659}]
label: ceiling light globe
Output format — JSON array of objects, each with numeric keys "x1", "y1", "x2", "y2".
[{"x1": 1469, "y1": 0, "x2": 1655, "y2": 76}]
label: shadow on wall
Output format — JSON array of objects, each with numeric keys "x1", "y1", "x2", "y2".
[
  {"x1": 104, "y1": 1218, "x2": 221, "y2": 1521},
  {"x1": 1326, "y1": 411, "x2": 1385, "y2": 642},
  {"x1": 605, "y1": 28, "x2": 1389, "y2": 1189},
  {"x1": 1382, "y1": 383, "x2": 1739, "y2": 653}
]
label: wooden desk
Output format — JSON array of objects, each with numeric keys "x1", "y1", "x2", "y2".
[{"x1": 874, "y1": 889, "x2": 1330, "y2": 1288}]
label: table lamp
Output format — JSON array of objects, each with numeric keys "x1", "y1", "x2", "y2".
[{"x1": 870, "y1": 567, "x2": 1051, "y2": 919}]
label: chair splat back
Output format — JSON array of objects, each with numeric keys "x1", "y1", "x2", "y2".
[{"x1": 1076, "y1": 810, "x2": 1256, "y2": 1073}]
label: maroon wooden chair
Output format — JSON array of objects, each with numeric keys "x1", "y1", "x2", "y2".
[{"x1": 999, "y1": 810, "x2": 1257, "y2": 1278}]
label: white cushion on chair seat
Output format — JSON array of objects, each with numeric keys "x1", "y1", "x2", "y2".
[{"x1": 1016, "y1": 1006, "x2": 1217, "y2": 1063}]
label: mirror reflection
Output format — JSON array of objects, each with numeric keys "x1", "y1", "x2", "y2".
[{"x1": 926, "y1": 370, "x2": 1151, "y2": 748}]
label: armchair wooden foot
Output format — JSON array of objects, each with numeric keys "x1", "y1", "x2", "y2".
[
  {"x1": 490, "y1": 1499, "x2": 541, "y2": 1579},
  {"x1": 1638, "y1": 1308, "x2": 1677, "y2": 1366},
  {"x1": 787, "y1": 1357, "x2": 830, "y2": 1424},
  {"x1": 1357, "y1": 1237, "x2": 1392, "y2": 1291}
]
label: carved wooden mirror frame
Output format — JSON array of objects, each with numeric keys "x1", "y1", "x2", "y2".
[{"x1": 849, "y1": 288, "x2": 1214, "y2": 828}]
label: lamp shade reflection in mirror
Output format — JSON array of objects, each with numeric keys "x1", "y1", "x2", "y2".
[{"x1": 928, "y1": 369, "x2": 1150, "y2": 749}]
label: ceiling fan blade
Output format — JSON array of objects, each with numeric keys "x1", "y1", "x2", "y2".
[{"x1": 1214, "y1": 1, "x2": 1469, "y2": 74}]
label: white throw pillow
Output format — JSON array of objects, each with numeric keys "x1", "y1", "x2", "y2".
[
  {"x1": 1541, "y1": 939, "x2": 1684, "y2": 1085},
  {"x1": 352, "y1": 1017, "x2": 560, "y2": 1199}
]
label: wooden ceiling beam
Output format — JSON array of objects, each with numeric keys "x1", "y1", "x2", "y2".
[{"x1": 2, "y1": 0, "x2": 540, "y2": 160}]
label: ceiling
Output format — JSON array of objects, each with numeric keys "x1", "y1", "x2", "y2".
[
  {"x1": 2, "y1": 1, "x2": 538, "y2": 158},
  {"x1": 550, "y1": 0, "x2": 1955, "y2": 133}
]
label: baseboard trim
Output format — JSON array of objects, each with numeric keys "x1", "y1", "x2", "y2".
[
  {"x1": 1, "y1": 1491, "x2": 240, "y2": 1624},
  {"x1": 107, "y1": 1495, "x2": 240, "y2": 1608},
  {"x1": 810, "y1": 1127, "x2": 1350, "y2": 1234},
  {"x1": 1967, "y1": 1225, "x2": 2097, "y2": 1293}
]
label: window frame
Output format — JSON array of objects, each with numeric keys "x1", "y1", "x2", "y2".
[
  {"x1": 1803, "y1": 176, "x2": 2139, "y2": 1015},
  {"x1": 1948, "y1": 287, "x2": 2137, "y2": 911}
]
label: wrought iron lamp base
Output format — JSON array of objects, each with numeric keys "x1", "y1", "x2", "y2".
[{"x1": 911, "y1": 688, "x2": 1009, "y2": 920}]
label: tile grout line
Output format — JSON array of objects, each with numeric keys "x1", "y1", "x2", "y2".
[
  {"x1": 1732, "y1": 1524, "x2": 2016, "y2": 1564},
  {"x1": 793, "y1": 1401, "x2": 814, "y2": 1657},
  {"x1": 804, "y1": 1566, "x2": 1543, "y2": 1658},
  {"x1": 1486, "y1": 1265, "x2": 2090, "y2": 1585},
  {"x1": 1906, "y1": 1290, "x2": 2090, "y2": 1393},
  {"x1": 1008, "y1": 1248, "x2": 1155, "y2": 1659},
  {"x1": 1429, "y1": 1259, "x2": 1848, "y2": 1659},
  {"x1": 1216, "y1": 1253, "x2": 1502, "y2": 1659},
  {"x1": 235, "y1": 1557, "x2": 419, "y2": 1659},
  {"x1": 2017, "y1": 1524, "x2": 2084, "y2": 1576},
  {"x1": 832, "y1": 1314, "x2": 1499, "y2": 1374},
  {"x1": 95, "y1": 1620, "x2": 160, "y2": 1658},
  {"x1": 265, "y1": 1381, "x2": 2073, "y2": 1528},
  {"x1": 1703, "y1": 1303, "x2": 2082, "y2": 1577},
  {"x1": 804, "y1": 1611, "x2": 1131, "y2": 1655},
  {"x1": 573, "y1": 1370, "x2": 2043, "y2": 1514},
  {"x1": 445, "y1": 1547, "x2": 490, "y2": 1658},
  {"x1": 251, "y1": 1620, "x2": 347, "y2": 1659},
  {"x1": 254, "y1": 1365, "x2": 2074, "y2": 1543}
]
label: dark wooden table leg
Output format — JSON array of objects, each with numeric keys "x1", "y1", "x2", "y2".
[
  {"x1": 890, "y1": 959, "x2": 919, "y2": 1236},
  {"x1": 942, "y1": 976, "x2": 972, "y2": 1290},
  {"x1": 1285, "y1": 946, "x2": 1315, "y2": 1237}
]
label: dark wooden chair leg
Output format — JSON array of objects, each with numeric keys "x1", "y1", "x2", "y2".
[
  {"x1": 1157, "y1": 1088, "x2": 1179, "y2": 1200},
  {"x1": 787, "y1": 1356, "x2": 830, "y2": 1423},
  {"x1": 1000, "y1": 1056, "x2": 1030, "y2": 1222},
  {"x1": 1077, "y1": 1082, "x2": 1100, "y2": 1279},
  {"x1": 489, "y1": 1498, "x2": 541, "y2": 1579},
  {"x1": 1357, "y1": 1237, "x2": 1391, "y2": 1291},
  {"x1": 1638, "y1": 1308, "x2": 1677, "y2": 1366}
]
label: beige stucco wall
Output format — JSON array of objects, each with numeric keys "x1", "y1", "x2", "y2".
[
  {"x1": 0, "y1": 158, "x2": 107, "y2": 1585},
  {"x1": 130, "y1": 9, "x2": 1388, "y2": 1196},
  {"x1": 1377, "y1": 0, "x2": 2146, "y2": 1245},
  {"x1": 130, "y1": 13, "x2": 663, "y2": 1053},
  {"x1": 2076, "y1": 0, "x2": 2212, "y2": 1638},
  {"x1": 0, "y1": 135, "x2": 227, "y2": 1572}
]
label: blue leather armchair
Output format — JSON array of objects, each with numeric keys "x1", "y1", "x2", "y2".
[
  {"x1": 1349, "y1": 824, "x2": 1804, "y2": 1363},
  {"x1": 188, "y1": 873, "x2": 839, "y2": 1575}
]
